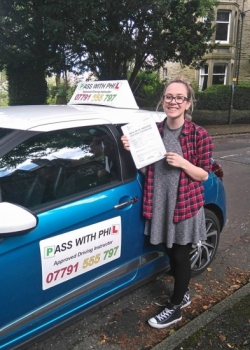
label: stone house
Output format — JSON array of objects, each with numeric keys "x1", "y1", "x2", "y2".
[{"x1": 160, "y1": 0, "x2": 250, "y2": 89}]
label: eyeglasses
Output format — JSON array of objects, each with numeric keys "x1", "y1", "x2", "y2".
[{"x1": 163, "y1": 94, "x2": 188, "y2": 104}]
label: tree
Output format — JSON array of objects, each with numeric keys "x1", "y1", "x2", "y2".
[
  {"x1": 0, "y1": 0, "x2": 75, "y2": 105},
  {"x1": 0, "y1": 0, "x2": 217, "y2": 105},
  {"x1": 0, "y1": 1, "x2": 49, "y2": 104},
  {"x1": 69, "y1": 0, "x2": 217, "y2": 86}
]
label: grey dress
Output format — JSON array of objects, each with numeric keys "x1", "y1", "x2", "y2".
[{"x1": 144, "y1": 123, "x2": 207, "y2": 248}]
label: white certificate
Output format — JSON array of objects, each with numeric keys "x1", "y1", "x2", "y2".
[{"x1": 121, "y1": 116, "x2": 166, "y2": 169}]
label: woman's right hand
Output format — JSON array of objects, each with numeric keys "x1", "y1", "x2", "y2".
[{"x1": 121, "y1": 135, "x2": 130, "y2": 151}]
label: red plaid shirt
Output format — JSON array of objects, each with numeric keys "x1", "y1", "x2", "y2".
[{"x1": 143, "y1": 118, "x2": 213, "y2": 223}]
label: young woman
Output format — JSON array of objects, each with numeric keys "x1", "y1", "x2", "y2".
[{"x1": 121, "y1": 76, "x2": 213, "y2": 329}]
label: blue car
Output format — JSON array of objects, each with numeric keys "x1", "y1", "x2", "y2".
[{"x1": 0, "y1": 81, "x2": 226, "y2": 350}]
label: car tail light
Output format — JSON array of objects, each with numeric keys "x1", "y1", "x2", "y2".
[{"x1": 211, "y1": 158, "x2": 223, "y2": 181}]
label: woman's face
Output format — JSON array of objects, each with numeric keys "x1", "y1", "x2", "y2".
[{"x1": 162, "y1": 82, "x2": 191, "y2": 121}]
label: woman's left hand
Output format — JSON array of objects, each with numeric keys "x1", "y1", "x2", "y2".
[
  {"x1": 165, "y1": 152, "x2": 186, "y2": 168},
  {"x1": 166, "y1": 152, "x2": 209, "y2": 182}
]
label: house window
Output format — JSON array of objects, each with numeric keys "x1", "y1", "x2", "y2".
[
  {"x1": 212, "y1": 64, "x2": 227, "y2": 85},
  {"x1": 199, "y1": 65, "x2": 208, "y2": 91},
  {"x1": 215, "y1": 11, "x2": 231, "y2": 42},
  {"x1": 163, "y1": 68, "x2": 168, "y2": 79}
]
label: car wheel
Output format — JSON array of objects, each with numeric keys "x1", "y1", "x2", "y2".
[{"x1": 190, "y1": 208, "x2": 220, "y2": 277}]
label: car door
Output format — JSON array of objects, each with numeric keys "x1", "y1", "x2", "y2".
[{"x1": 0, "y1": 125, "x2": 145, "y2": 349}]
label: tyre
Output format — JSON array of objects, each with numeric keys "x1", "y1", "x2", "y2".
[{"x1": 190, "y1": 208, "x2": 220, "y2": 277}]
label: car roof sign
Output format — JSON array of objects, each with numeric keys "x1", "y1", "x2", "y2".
[{"x1": 68, "y1": 80, "x2": 139, "y2": 109}]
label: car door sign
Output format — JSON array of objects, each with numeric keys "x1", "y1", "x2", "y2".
[{"x1": 39, "y1": 217, "x2": 121, "y2": 290}]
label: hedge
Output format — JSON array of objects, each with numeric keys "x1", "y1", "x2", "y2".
[
  {"x1": 196, "y1": 84, "x2": 250, "y2": 110},
  {"x1": 7, "y1": 62, "x2": 47, "y2": 106}
]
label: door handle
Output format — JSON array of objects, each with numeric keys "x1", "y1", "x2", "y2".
[{"x1": 114, "y1": 196, "x2": 139, "y2": 209}]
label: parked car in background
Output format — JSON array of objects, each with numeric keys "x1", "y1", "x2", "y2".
[{"x1": 0, "y1": 81, "x2": 226, "y2": 350}]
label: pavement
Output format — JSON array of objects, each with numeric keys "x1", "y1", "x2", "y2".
[
  {"x1": 150, "y1": 123, "x2": 250, "y2": 350},
  {"x1": 204, "y1": 123, "x2": 250, "y2": 137},
  {"x1": 151, "y1": 283, "x2": 250, "y2": 350}
]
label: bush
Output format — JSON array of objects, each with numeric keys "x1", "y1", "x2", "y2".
[
  {"x1": 196, "y1": 85, "x2": 231, "y2": 110},
  {"x1": 133, "y1": 71, "x2": 166, "y2": 107},
  {"x1": 234, "y1": 86, "x2": 250, "y2": 110},
  {"x1": 0, "y1": 89, "x2": 8, "y2": 106},
  {"x1": 7, "y1": 62, "x2": 47, "y2": 105},
  {"x1": 0, "y1": 70, "x2": 8, "y2": 106},
  {"x1": 195, "y1": 84, "x2": 250, "y2": 110},
  {"x1": 47, "y1": 82, "x2": 75, "y2": 105}
]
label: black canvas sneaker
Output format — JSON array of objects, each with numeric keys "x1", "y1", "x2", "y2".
[
  {"x1": 148, "y1": 302, "x2": 182, "y2": 329},
  {"x1": 180, "y1": 288, "x2": 191, "y2": 309}
]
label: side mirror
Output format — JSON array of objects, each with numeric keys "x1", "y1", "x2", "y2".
[{"x1": 0, "y1": 202, "x2": 38, "y2": 238}]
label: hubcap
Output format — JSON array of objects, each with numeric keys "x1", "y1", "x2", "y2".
[{"x1": 190, "y1": 220, "x2": 218, "y2": 272}]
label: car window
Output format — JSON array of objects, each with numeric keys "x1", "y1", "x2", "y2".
[
  {"x1": 0, "y1": 127, "x2": 15, "y2": 140},
  {"x1": 0, "y1": 126, "x2": 120, "y2": 210}
]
